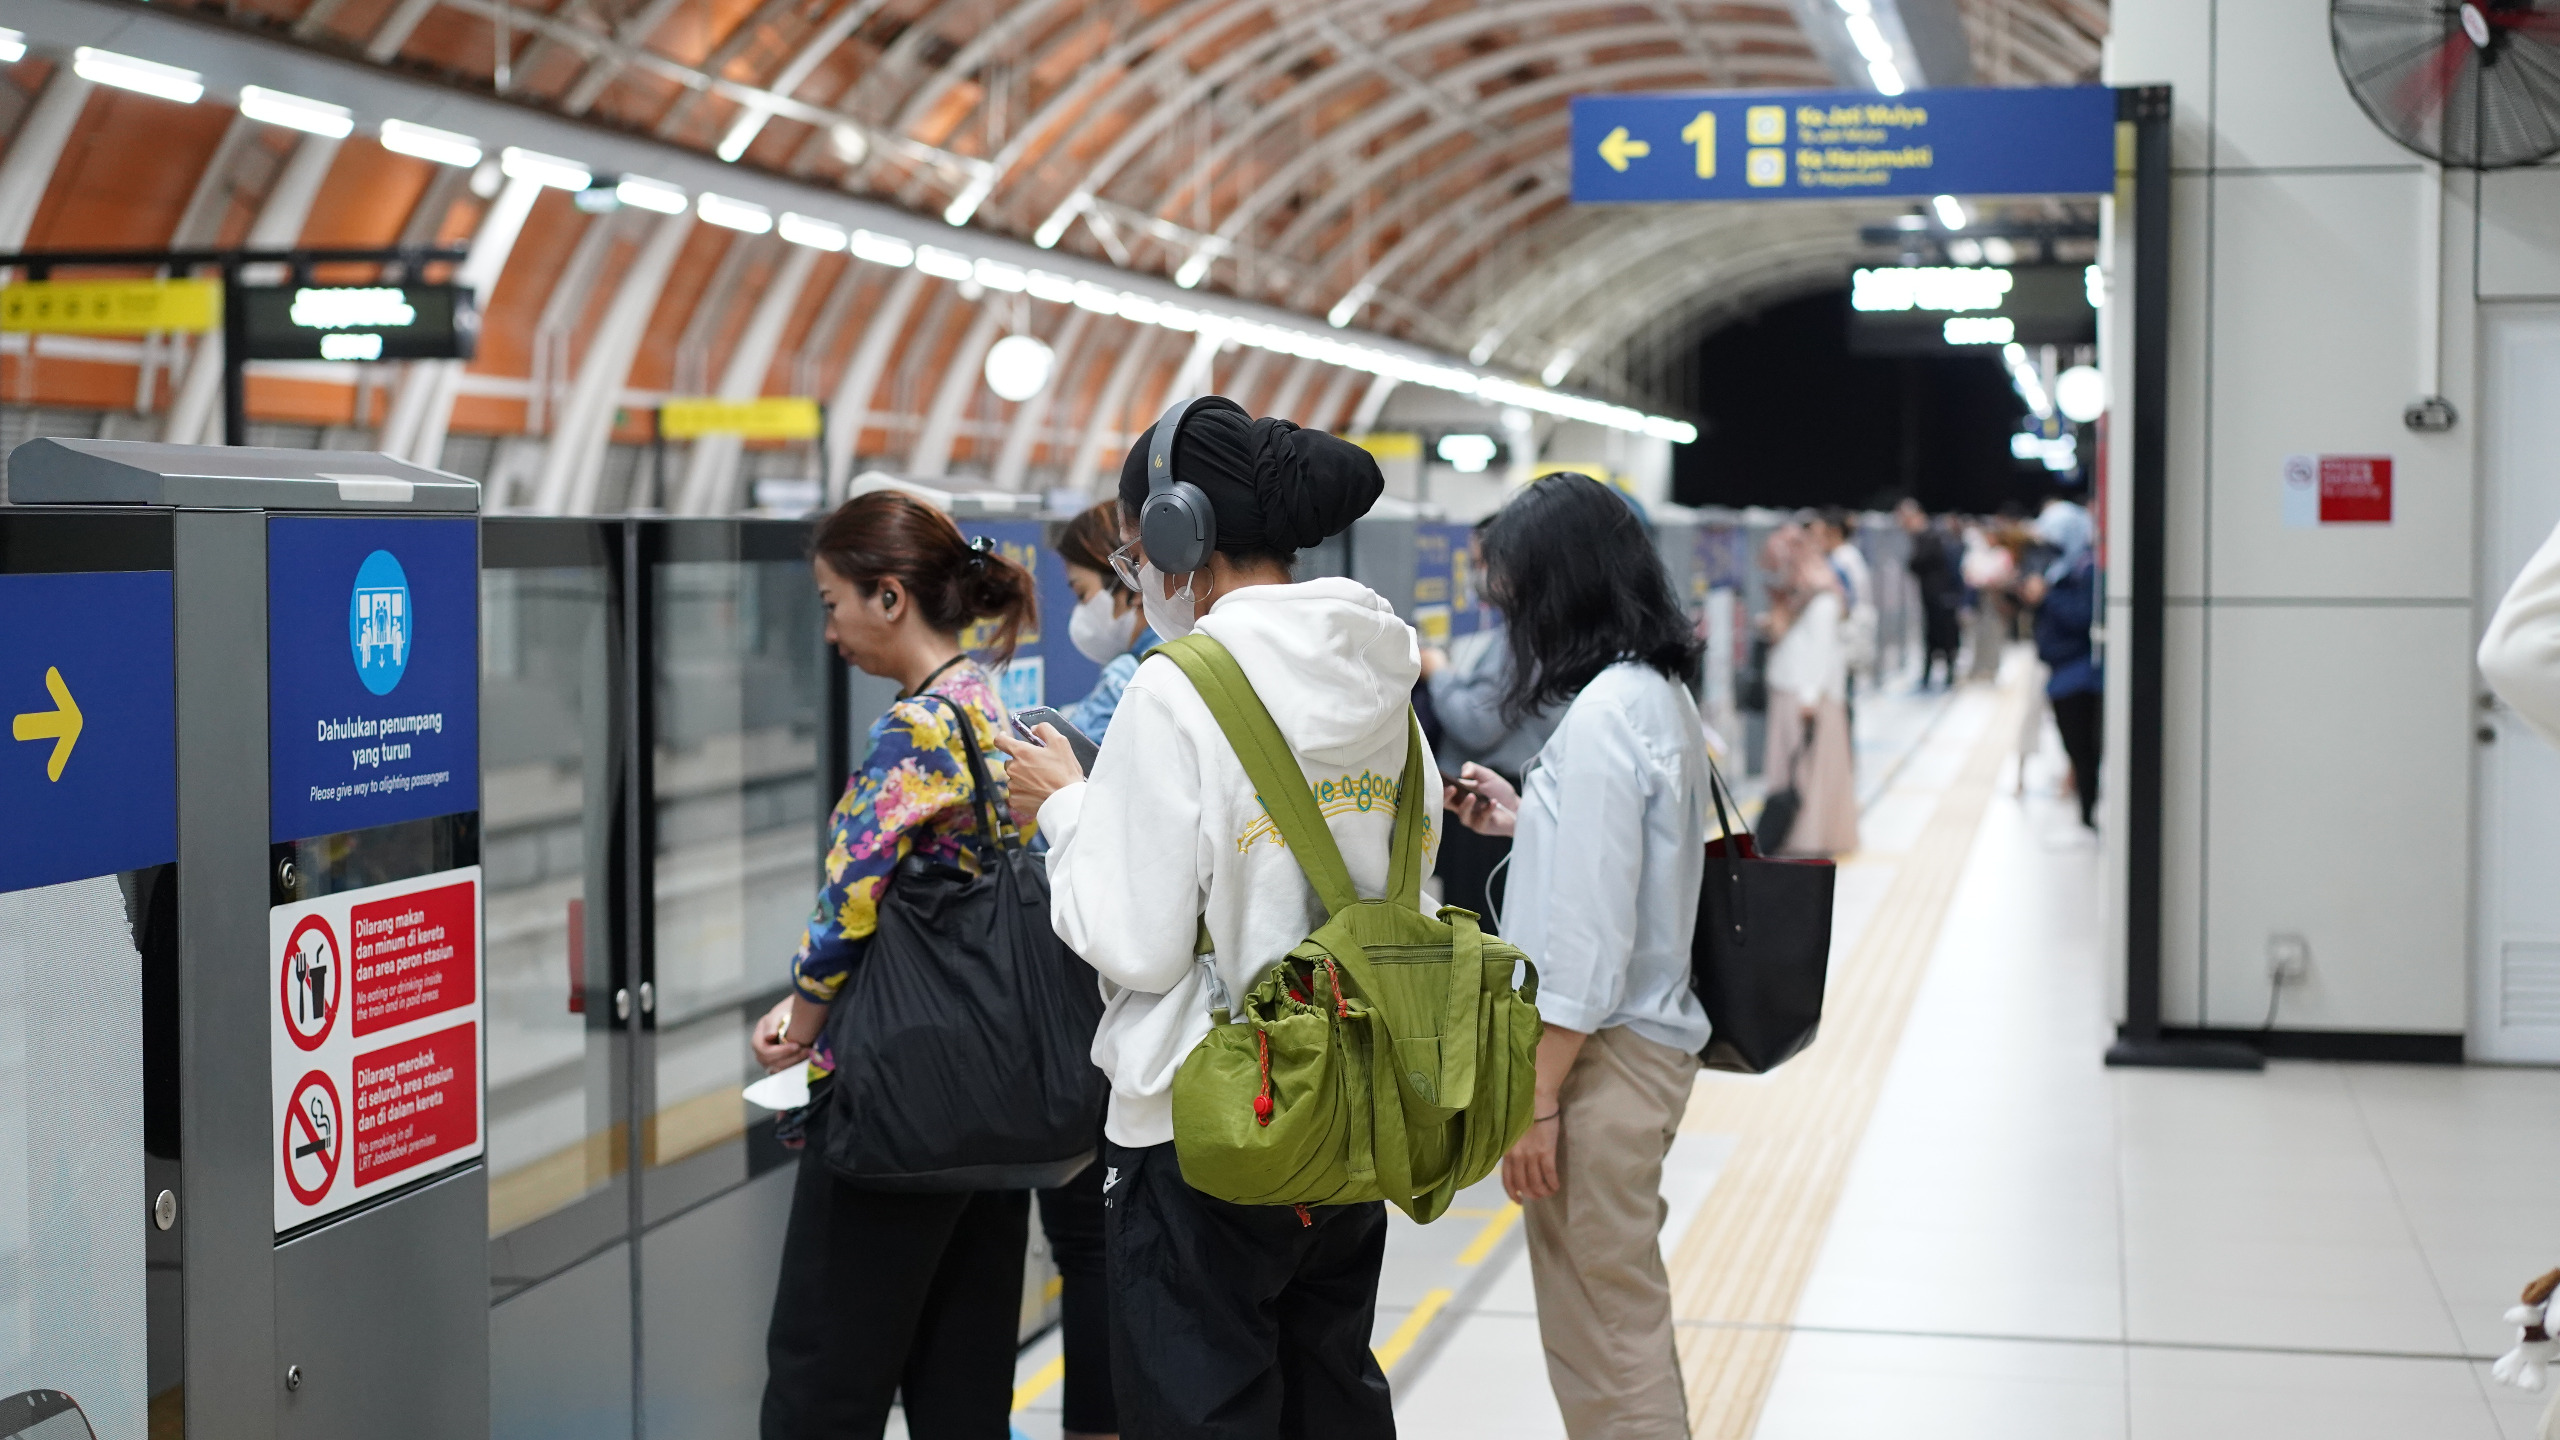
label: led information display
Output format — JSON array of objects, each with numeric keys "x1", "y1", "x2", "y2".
[
  {"x1": 1846, "y1": 264, "x2": 2097, "y2": 356},
  {"x1": 239, "y1": 283, "x2": 479, "y2": 363},
  {"x1": 1571, "y1": 86, "x2": 2118, "y2": 204}
]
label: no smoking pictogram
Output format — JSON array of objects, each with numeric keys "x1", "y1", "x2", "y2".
[
  {"x1": 282, "y1": 1071, "x2": 342, "y2": 1207},
  {"x1": 280, "y1": 914, "x2": 340, "y2": 1051}
]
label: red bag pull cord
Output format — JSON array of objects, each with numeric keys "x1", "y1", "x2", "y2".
[{"x1": 1253, "y1": 1028, "x2": 1274, "y2": 1124}]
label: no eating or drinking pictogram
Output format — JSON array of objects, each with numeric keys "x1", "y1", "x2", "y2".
[
  {"x1": 282, "y1": 1070, "x2": 342, "y2": 1207},
  {"x1": 280, "y1": 914, "x2": 340, "y2": 1052}
]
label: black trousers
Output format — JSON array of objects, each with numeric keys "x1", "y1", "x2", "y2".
[
  {"x1": 762, "y1": 1102, "x2": 1029, "y2": 1440},
  {"x1": 1922, "y1": 607, "x2": 1962, "y2": 687},
  {"x1": 2050, "y1": 688, "x2": 2102, "y2": 826},
  {"x1": 1037, "y1": 1157, "x2": 1117, "y2": 1434},
  {"x1": 1104, "y1": 1140, "x2": 1395, "y2": 1440}
]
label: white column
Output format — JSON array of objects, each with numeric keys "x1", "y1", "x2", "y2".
[
  {"x1": 531, "y1": 210, "x2": 696, "y2": 514},
  {"x1": 1065, "y1": 326, "x2": 1160, "y2": 496},
  {"x1": 382, "y1": 172, "x2": 544, "y2": 467},
  {"x1": 907, "y1": 303, "x2": 1006, "y2": 478},
  {"x1": 991, "y1": 307, "x2": 1093, "y2": 492},
  {"x1": 0, "y1": 72, "x2": 93, "y2": 251},
  {"x1": 822, "y1": 267, "x2": 930, "y2": 498},
  {"x1": 163, "y1": 135, "x2": 343, "y2": 445},
  {"x1": 674, "y1": 241, "x2": 822, "y2": 514}
]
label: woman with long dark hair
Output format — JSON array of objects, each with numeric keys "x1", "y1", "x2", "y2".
[
  {"x1": 750, "y1": 489, "x2": 1040, "y2": 1440},
  {"x1": 1443, "y1": 473, "x2": 1711, "y2": 1439}
]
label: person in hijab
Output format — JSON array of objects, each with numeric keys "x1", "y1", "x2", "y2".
[
  {"x1": 1760, "y1": 523, "x2": 1860, "y2": 856},
  {"x1": 995, "y1": 396, "x2": 1419, "y2": 1440}
]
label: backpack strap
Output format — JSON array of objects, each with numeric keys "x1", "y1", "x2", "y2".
[
  {"x1": 1383, "y1": 710, "x2": 1429, "y2": 910},
  {"x1": 1150, "y1": 635, "x2": 1361, "y2": 915}
]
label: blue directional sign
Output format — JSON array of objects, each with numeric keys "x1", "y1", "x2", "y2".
[
  {"x1": 270, "y1": 517, "x2": 479, "y2": 843},
  {"x1": 0, "y1": 571, "x2": 175, "y2": 893},
  {"x1": 1571, "y1": 86, "x2": 2118, "y2": 204}
]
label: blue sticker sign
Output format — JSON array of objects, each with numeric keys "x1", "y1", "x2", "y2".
[
  {"x1": 270, "y1": 517, "x2": 478, "y2": 842},
  {"x1": 958, "y1": 520, "x2": 1069, "y2": 716},
  {"x1": 0, "y1": 570, "x2": 175, "y2": 893},
  {"x1": 1571, "y1": 86, "x2": 2118, "y2": 204}
]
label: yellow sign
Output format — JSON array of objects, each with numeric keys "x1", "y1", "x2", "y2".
[
  {"x1": 1680, "y1": 112, "x2": 1716, "y2": 178},
  {"x1": 0, "y1": 278, "x2": 221, "y2": 335},
  {"x1": 659, "y1": 396, "x2": 822, "y2": 440},
  {"x1": 1349, "y1": 432, "x2": 1422, "y2": 461},
  {"x1": 12, "y1": 666, "x2": 83, "y2": 782},
  {"x1": 1598, "y1": 126, "x2": 1651, "y2": 173}
]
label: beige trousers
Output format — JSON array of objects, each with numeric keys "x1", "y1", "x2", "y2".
[{"x1": 1523, "y1": 1025, "x2": 1701, "y2": 1439}]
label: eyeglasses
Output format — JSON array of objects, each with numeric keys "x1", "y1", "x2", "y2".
[{"x1": 1107, "y1": 538, "x2": 1145, "y2": 593}]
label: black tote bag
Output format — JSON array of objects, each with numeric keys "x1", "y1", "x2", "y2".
[
  {"x1": 1691, "y1": 756, "x2": 1836, "y2": 1075},
  {"x1": 821, "y1": 694, "x2": 1106, "y2": 1190}
]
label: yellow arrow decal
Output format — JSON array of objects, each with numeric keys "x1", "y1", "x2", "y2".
[
  {"x1": 13, "y1": 667, "x2": 84, "y2": 781},
  {"x1": 1598, "y1": 126, "x2": 1652, "y2": 173}
]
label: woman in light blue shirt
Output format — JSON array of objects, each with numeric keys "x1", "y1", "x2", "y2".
[
  {"x1": 1445, "y1": 473, "x2": 1709, "y2": 1439},
  {"x1": 1054, "y1": 501, "x2": 1159, "y2": 744}
]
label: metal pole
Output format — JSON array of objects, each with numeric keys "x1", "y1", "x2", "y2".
[
  {"x1": 221, "y1": 260, "x2": 248, "y2": 447},
  {"x1": 2106, "y1": 83, "x2": 2259, "y2": 1070}
]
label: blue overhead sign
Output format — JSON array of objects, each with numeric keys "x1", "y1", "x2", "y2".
[
  {"x1": 0, "y1": 571, "x2": 175, "y2": 893},
  {"x1": 1571, "y1": 86, "x2": 2118, "y2": 204},
  {"x1": 270, "y1": 517, "x2": 479, "y2": 842}
]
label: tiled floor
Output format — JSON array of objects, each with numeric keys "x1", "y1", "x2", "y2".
[{"x1": 1007, "y1": 666, "x2": 2560, "y2": 1440}]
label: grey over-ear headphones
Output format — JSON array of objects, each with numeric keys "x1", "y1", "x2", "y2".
[{"x1": 1140, "y1": 396, "x2": 1216, "y2": 575}]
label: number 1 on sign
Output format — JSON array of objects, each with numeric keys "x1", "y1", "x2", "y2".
[{"x1": 1680, "y1": 111, "x2": 1715, "y2": 178}]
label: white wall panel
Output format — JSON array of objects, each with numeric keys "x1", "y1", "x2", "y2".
[
  {"x1": 2166, "y1": 172, "x2": 2211, "y2": 600},
  {"x1": 2199, "y1": 604, "x2": 2473, "y2": 1032},
  {"x1": 2206, "y1": 170, "x2": 2470, "y2": 601},
  {"x1": 2210, "y1": 0, "x2": 2415, "y2": 170},
  {"x1": 2478, "y1": 167, "x2": 2560, "y2": 301},
  {"x1": 2102, "y1": 0, "x2": 2215, "y2": 171},
  {"x1": 2159, "y1": 602, "x2": 2209, "y2": 1026}
]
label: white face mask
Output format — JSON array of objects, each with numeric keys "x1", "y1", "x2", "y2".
[
  {"x1": 1137, "y1": 561, "x2": 1199, "y2": 640},
  {"x1": 1068, "y1": 589, "x2": 1132, "y2": 664}
]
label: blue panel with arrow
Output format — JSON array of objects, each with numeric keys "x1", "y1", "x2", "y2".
[{"x1": 0, "y1": 570, "x2": 176, "y2": 894}]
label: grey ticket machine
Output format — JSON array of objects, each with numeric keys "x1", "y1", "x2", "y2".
[{"x1": 1, "y1": 439, "x2": 488, "y2": 1440}]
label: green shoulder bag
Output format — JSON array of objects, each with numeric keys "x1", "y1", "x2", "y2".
[{"x1": 1155, "y1": 634, "x2": 1541, "y2": 1223}]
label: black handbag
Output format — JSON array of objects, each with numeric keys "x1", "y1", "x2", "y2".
[
  {"x1": 1691, "y1": 756, "x2": 1835, "y2": 1075},
  {"x1": 821, "y1": 693, "x2": 1107, "y2": 1190}
]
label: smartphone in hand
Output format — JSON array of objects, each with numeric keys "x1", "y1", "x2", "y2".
[{"x1": 1010, "y1": 706, "x2": 1100, "y2": 773}]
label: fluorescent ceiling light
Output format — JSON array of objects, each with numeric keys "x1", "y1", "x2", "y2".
[
  {"x1": 1033, "y1": 203, "x2": 1078, "y2": 250},
  {"x1": 1117, "y1": 293, "x2": 1164, "y2": 326},
  {"x1": 1834, "y1": 0, "x2": 1872, "y2": 12},
  {"x1": 1931, "y1": 194, "x2": 1967, "y2": 229},
  {"x1": 696, "y1": 192, "x2": 772, "y2": 234},
  {"x1": 1868, "y1": 59, "x2": 1907, "y2": 94},
  {"x1": 1025, "y1": 270, "x2": 1078, "y2": 305},
  {"x1": 1328, "y1": 286, "x2": 1372, "y2": 329},
  {"x1": 615, "y1": 176, "x2": 688, "y2": 215},
  {"x1": 1070, "y1": 281, "x2": 1122, "y2": 316},
  {"x1": 379, "y1": 119, "x2": 481, "y2": 168},
  {"x1": 973, "y1": 259, "x2": 1028, "y2": 293},
  {"x1": 1844, "y1": 14, "x2": 1893, "y2": 62},
  {"x1": 1468, "y1": 331, "x2": 1503, "y2": 365},
  {"x1": 238, "y1": 85, "x2": 352, "y2": 138},
  {"x1": 1174, "y1": 252, "x2": 1213, "y2": 289},
  {"x1": 715, "y1": 111, "x2": 768, "y2": 164},
  {"x1": 778, "y1": 213, "x2": 848, "y2": 252},
  {"x1": 943, "y1": 176, "x2": 993, "y2": 227},
  {"x1": 915, "y1": 246, "x2": 974, "y2": 281},
  {"x1": 849, "y1": 230, "x2": 914, "y2": 267},
  {"x1": 500, "y1": 146, "x2": 590, "y2": 190},
  {"x1": 0, "y1": 29, "x2": 28, "y2": 64},
  {"x1": 1541, "y1": 349, "x2": 1578, "y2": 386},
  {"x1": 73, "y1": 48, "x2": 202, "y2": 104}
]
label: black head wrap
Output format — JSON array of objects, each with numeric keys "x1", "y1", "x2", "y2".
[{"x1": 1117, "y1": 395, "x2": 1384, "y2": 556}]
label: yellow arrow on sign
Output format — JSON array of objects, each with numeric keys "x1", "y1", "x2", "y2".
[
  {"x1": 13, "y1": 667, "x2": 83, "y2": 782},
  {"x1": 1598, "y1": 126, "x2": 1652, "y2": 173}
]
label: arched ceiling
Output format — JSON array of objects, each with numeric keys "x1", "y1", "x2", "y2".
[{"x1": 0, "y1": 0, "x2": 2105, "y2": 511}]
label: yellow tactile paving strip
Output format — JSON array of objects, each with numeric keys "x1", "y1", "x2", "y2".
[{"x1": 1668, "y1": 678, "x2": 2028, "y2": 1439}]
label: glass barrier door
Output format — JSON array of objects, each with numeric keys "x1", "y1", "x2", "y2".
[{"x1": 480, "y1": 522, "x2": 637, "y2": 1439}]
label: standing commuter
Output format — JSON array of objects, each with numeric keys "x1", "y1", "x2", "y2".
[
  {"x1": 1440, "y1": 473, "x2": 1710, "y2": 1440},
  {"x1": 1760, "y1": 524, "x2": 1860, "y2": 857},
  {"x1": 1038, "y1": 499, "x2": 1144, "y2": 1440},
  {"x1": 2024, "y1": 513, "x2": 2103, "y2": 828},
  {"x1": 1900, "y1": 500, "x2": 1963, "y2": 689},
  {"x1": 1811, "y1": 508, "x2": 1878, "y2": 693},
  {"x1": 1419, "y1": 530, "x2": 1563, "y2": 924},
  {"x1": 993, "y1": 395, "x2": 1412, "y2": 1440},
  {"x1": 751, "y1": 490, "x2": 1038, "y2": 1440},
  {"x1": 1056, "y1": 499, "x2": 1159, "y2": 745}
]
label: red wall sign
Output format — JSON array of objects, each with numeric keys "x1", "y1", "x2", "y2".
[{"x1": 2318, "y1": 455, "x2": 2393, "y2": 524}]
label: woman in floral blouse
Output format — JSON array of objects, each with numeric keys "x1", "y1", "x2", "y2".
[{"x1": 752, "y1": 489, "x2": 1039, "y2": 1440}]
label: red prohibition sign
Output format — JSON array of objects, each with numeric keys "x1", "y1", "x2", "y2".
[
  {"x1": 280, "y1": 914, "x2": 342, "y2": 1052},
  {"x1": 282, "y1": 1070, "x2": 343, "y2": 1207}
]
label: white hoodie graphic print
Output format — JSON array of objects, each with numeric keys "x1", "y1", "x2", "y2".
[{"x1": 1039, "y1": 576, "x2": 1441, "y2": 1148}]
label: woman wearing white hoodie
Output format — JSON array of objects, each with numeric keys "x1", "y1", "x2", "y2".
[{"x1": 997, "y1": 395, "x2": 1419, "y2": 1440}]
